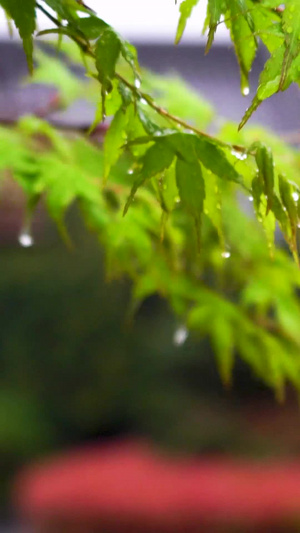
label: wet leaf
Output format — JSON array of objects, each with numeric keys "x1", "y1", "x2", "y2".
[
  {"x1": 280, "y1": 0, "x2": 300, "y2": 90},
  {"x1": 175, "y1": 0, "x2": 200, "y2": 44},
  {"x1": 176, "y1": 156, "x2": 205, "y2": 248},
  {"x1": 121, "y1": 41, "x2": 140, "y2": 80},
  {"x1": 194, "y1": 137, "x2": 242, "y2": 185},
  {"x1": 206, "y1": 0, "x2": 225, "y2": 53},
  {"x1": 225, "y1": 0, "x2": 257, "y2": 94},
  {"x1": 279, "y1": 174, "x2": 298, "y2": 230},
  {"x1": 253, "y1": 142, "x2": 274, "y2": 213},
  {"x1": 251, "y1": 173, "x2": 264, "y2": 215},
  {"x1": 124, "y1": 141, "x2": 174, "y2": 215},
  {"x1": 239, "y1": 45, "x2": 286, "y2": 129},
  {"x1": 103, "y1": 106, "x2": 130, "y2": 182},
  {"x1": 95, "y1": 27, "x2": 121, "y2": 91},
  {"x1": 176, "y1": 157, "x2": 205, "y2": 218},
  {"x1": 159, "y1": 162, "x2": 178, "y2": 213},
  {"x1": 75, "y1": 16, "x2": 108, "y2": 40},
  {"x1": 203, "y1": 169, "x2": 224, "y2": 244},
  {"x1": 211, "y1": 316, "x2": 234, "y2": 387},
  {"x1": 0, "y1": 0, "x2": 36, "y2": 72}
]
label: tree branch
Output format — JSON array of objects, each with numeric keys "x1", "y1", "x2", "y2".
[{"x1": 35, "y1": 1, "x2": 248, "y2": 155}]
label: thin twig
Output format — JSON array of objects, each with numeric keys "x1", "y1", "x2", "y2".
[
  {"x1": 36, "y1": 2, "x2": 62, "y2": 27},
  {"x1": 115, "y1": 73, "x2": 245, "y2": 152}
]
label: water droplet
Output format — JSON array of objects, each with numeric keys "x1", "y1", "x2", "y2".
[
  {"x1": 175, "y1": 196, "x2": 181, "y2": 204},
  {"x1": 242, "y1": 86, "x2": 250, "y2": 96},
  {"x1": 173, "y1": 326, "x2": 188, "y2": 346},
  {"x1": 18, "y1": 229, "x2": 34, "y2": 248},
  {"x1": 292, "y1": 192, "x2": 299, "y2": 202},
  {"x1": 140, "y1": 98, "x2": 147, "y2": 105},
  {"x1": 297, "y1": 222, "x2": 300, "y2": 229},
  {"x1": 134, "y1": 79, "x2": 141, "y2": 89},
  {"x1": 248, "y1": 196, "x2": 254, "y2": 202},
  {"x1": 128, "y1": 168, "x2": 134, "y2": 175},
  {"x1": 221, "y1": 251, "x2": 231, "y2": 259},
  {"x1": 231, "y1": 149, "x2": 247, "y2": 160}
]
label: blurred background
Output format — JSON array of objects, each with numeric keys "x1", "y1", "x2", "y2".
[{"x1": 1, "y1": 2, "x2": 300, "y2": 532}]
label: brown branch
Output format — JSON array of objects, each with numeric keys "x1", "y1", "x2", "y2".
[{"x1": 115, "y1": 73, "x2": 246, "y2": 153}]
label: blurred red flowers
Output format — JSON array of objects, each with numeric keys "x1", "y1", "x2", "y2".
[{"x1": 14, "y1": 439, "x2": 300, "y2": 532}]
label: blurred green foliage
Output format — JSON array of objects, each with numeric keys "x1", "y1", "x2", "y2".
[
  {"x1": 0, "y1": 219, "x2": 256, "y2": 502},
  {"x1": 0, "y1": 213, "x2": 289, "y2": 505}
]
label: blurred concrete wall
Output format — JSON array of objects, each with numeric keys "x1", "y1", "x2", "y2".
[{"x1": 0, "y1": 41, "x2": 298, "y2": 135}]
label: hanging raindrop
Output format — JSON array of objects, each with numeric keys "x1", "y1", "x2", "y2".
[
  {"x1": 231, "y1": 149, "x2": 247, "y2": 161},
  {"x1": 173, "y1": 326, "x2": 189, "y2": 346},
  {"x1": 221, "y1": 251, "x2": 231, "y2": 259},
  {"x1": 242, "y1": 86, "x2": 250, "y2": 96},
  {"x1": 18, "y1": 227, "x2": 34, "y2": 248},
  {"x1": 292, "y1": 192, "x2": 299, "y2": 202}
]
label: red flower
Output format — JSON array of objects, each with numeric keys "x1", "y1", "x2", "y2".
[{"x1": 13, "y1": 439, "x2": 300, "y2": 531}]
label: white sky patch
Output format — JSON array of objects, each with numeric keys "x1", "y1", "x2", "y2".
[{"x1": 0, "y1": 1, "x2": 230, "y2": 44}]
